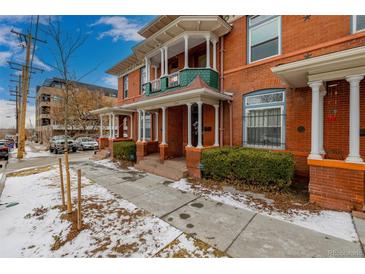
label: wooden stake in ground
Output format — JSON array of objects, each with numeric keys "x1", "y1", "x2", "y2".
[
  {"x1": 77, "y1": 169, "x2": 82, "y2": 230},
  {"x1": 58, "y1": 158, "x2": 65, "y2": 208},
  {"x1": 64, "y1": 151, "x2": 72, "y2": 214}
]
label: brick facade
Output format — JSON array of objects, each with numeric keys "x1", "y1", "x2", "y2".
[
  {"x1": 309, "y1": 165, "x2": 365, "y2": 211},
  {"x1": 110, "y1": 15, "x2": 365, "y2": 211}
]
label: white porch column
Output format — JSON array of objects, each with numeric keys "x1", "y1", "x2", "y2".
[
  {"x1": 112, "y1": 113, "x2": 115, "y2": 139},
  {"x1": 214, "y1": 104, "x2": 219, "y2": 146},
  {"x1": 116, "y1": 115, "x2": 119, "y2": 138},
  {"x1": 212, "y1": 39, "x2": 217, "y2": 70},
  {"x1": 197, "y1": 101, "x2": 203, "y2": 148},
  {"x1": 205, "y1": 35, "x2": 211, "y2": 68},
  {"x1": 164, "y1": 46, "x2": 168, "y2": 76},
  {"x1": 346, "y1": 75, "x2": 364, "y2": 163},
  {"x1": 161, "y1": 107, "x2": 167, "y2": 145},
  {"x1": 154, "y1": 112, "x2": 159, "y2": 141},
  {"x1": 142, "y1": 109, "x2": 146, "y2": 142},
  {"x1": 160, "y1": 48, "x2": 165, "y2": 76},
  {"x1": 153, "y1": 65, "x2": 158, "y2": 80},
  {"x1": 137, "y1": 110, "x2": 141, "y2": 142},
  {"x1": 319, "y1": 90, "x2": 326, "y2": 154},
  {"x1": 129, "y1": 114, "x2": 133, "y2": 139},
  {"x1": 308, "y1": 81, "x2": 322, "y2": 160},
  {"x1": 184, "y1": 34, "x2": 189, "y2": 69},
  {"x1": 100, "y1": 114, "x2": 103, "y2": 137},
  {"x1": 186, "y1": 103, "x2": 192, "y2": 147},
  {"x1": 108, "y1": 113, "x2": 112, "y2": 138}
]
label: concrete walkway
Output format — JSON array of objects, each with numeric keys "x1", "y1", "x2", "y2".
[{"x1": 72, "y1": 160, "x2": 364, "y2": 258}]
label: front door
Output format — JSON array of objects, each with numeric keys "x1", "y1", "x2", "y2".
[
  {"x1": 167, "y1": 106, "x2": 184, "y2": 157},
  {"x1": 191, "y1": 103, "x2": 203, "y2": 147}
]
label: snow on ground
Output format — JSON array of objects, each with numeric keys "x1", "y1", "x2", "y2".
[
  {"x1": 9, "y1": 143, "x2": 51, "y2": 161},
  {"x1": 170, "y1": 179, "x2": 358, "y2": 242},
  {"x1": 0, "y1": 166, "x2": 221, "y2": 257},
  {"x1": 93, "y1": 159, "x2": 122, "y2": 170},
  {"x1": 155, "y1": 233, "x2": 227, "y2": 258}
]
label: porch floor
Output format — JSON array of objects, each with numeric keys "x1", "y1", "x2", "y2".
[{"x1": 135, "y1": 153, "x2": 188, "y2": 181}]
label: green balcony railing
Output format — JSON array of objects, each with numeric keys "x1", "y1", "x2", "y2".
[{"x1": 145, "y1": 68, "x2": 219, "y2": 96}]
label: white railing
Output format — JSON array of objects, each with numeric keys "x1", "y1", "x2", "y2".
[
  {"x1": 167, "y1": 71, "x2": 180, "y2": 88},
  {"x1": 151, "y1": 79, "x2": 161, "y2": 92}
]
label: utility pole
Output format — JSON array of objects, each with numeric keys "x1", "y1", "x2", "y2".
[
  {"x1": 17, "y1": 35, "x2": 32, "y2": 159},
  {"x1": 9, "y1": 17, "x2": 46, "y2": 159}
]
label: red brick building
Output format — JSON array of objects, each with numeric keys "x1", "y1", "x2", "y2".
[{"x1": 93, "y1": 15, "x2": 365, "y2": 211}]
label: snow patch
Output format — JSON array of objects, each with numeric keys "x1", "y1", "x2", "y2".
[{"x1": 169, "y1": 179, "x2": 358, "y2": 242}]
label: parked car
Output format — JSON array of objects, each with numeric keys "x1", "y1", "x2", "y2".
[
  {"x1": 0, "y1": 140, "x2": 9, "y2": 160},
  {"x1": 74, "y1": 137, "x2": 99, "y2": 151},
  {"x1": 49, "y1": 136, "x2": 77, "y2": 154},
  {"x1": 5, "y1": 137, "x2": 15, "y2": 150}
]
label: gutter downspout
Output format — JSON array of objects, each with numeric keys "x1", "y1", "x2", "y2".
[
  {"x1": 229, "y1": 100, "x2": 233, "y2": 147},
  {"x1": 219, "y1": 36, "x2": 224, "y2": 147}
]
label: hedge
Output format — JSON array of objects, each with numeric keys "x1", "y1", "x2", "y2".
[
  {"x1": 201, "y1": 147, "x2": 294, "y2": 189},
  {"x1": 113, "y1": 141, "x2": 136, "y2": 162}
]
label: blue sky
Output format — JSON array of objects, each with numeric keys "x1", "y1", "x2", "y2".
[{"x1": 0, "y1": 15, "x2": 154, "y2": 128}]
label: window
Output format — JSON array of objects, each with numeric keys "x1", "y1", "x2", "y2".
[
  {"x1": 123, "y1": 75, "x2": 128, "y2": 98},
  {"x1": 140, "y1": 66, "x2": 147, "y2": 94},
  {"x1": 139, "y1": 112, "x2": 151, "y2": 140},
  {"x1": 353, "y1": 15, "x2": 365, "y2": 33},
  {"x1": 243, "y1": 89, "x2": 285, "y2": 149},
  {"x1": 248, "y1": 15, "x2": 281, "y2": 63}
]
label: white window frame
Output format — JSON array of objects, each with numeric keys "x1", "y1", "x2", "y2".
[
  {"x1": 140, "y1": 66, "x2": 147, "y2": 94},
  {"x1": 248, "y1": 15, "x2": 282, "y2": 64},
  {"x1": 245, "y1": 91, "x2": 284, "y2": 106},
  {"x1": 243, "y1": 90, "x2": 286, "y2": 150},
  {"x1": 123, "y1": 75, "x2": 128, "y2": 98},
  {"x1": 352, "y1": 15, "x2": 365, "y2": 33},
  {"x1": 139, "y1": 112, "x2": 152, "y2": 141}
]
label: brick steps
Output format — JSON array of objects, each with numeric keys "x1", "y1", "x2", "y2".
[{"x1": 135, "y1": 156, "x2": 188, "y2": 181}]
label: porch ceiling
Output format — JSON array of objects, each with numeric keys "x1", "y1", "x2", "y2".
[
  {"x1": 271, "y1": 46, "x2": 365, "y2": 88},
  {"x1": 134, "y1": 16, "x2": 231, "y2": 60},
  {"x1": 120, "y1": 88, "x2": 232, "y2": 110}
]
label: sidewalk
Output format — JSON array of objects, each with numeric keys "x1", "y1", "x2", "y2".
[{"x1": 72, "y1": 160, "x2": 364, "y2": 258}]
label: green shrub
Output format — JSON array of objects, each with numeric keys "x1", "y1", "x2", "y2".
[
  {"x1": 113, "y1": 141, "x2": 136, "y2": 162},
  {"x1": 201, "y1": 147, "x2": 294, "y2": 189}
]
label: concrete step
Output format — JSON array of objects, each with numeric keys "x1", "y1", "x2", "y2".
[
  {"x1": 91, "y1": 149, "x2": 110, "y2": 160},
  {"x1": 135, "y1": 157, "x2": 187, "y2": 181}
]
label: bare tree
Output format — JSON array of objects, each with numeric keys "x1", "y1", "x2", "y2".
[
  {"x1": 49, "y1": 85, "x2": 114, "y2": 136},
  {"x1": 42, "y1": 17, "x2": 98, "y2": 148}
]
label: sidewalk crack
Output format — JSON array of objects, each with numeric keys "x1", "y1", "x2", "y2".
[{"x1": 224, "y1": 212, "x2": 257, "y2": 253}]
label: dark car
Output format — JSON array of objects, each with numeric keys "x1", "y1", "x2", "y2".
[
  {"x1": 49, "y1": 136, "x2": 77, "y2": 154},
  {"x1": 0, "y1": 140, "x2": 9, "y2": 160}
]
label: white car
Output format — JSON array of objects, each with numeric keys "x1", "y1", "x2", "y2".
[{"x1": 74, "y1": 137, "x2": 99, "y2": 151}]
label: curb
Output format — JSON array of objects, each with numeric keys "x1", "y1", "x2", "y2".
[{"x1": 0, "y1": 162, "x2": 7, "y2": 198}]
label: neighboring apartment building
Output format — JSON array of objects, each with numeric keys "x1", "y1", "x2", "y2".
[
  {"x1": 93, "y1": 15, "x2": 365, "y2": 211},
  {"x1": 36, "y1": 78, "x2": 117, "y2": 144}
]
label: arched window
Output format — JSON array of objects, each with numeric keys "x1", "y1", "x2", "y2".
[{"x1": 243, "y1": 89, "x2": 286, "y2": 149}]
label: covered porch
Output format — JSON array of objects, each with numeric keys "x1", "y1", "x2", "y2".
[
  {"x1": 90, "y1": 106, "x2": 135, "y2": 153},
  {"x1": 272, "y1": 46, "x2": 365, "y2": 211},
  {"x1": 121, "y1": 77, "x2": 232, "y2": 177}
]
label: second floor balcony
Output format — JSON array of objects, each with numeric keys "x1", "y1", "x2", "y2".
[
  {"x1": 144, "y1": 67, "x2": 219, "y2": 95},
  {"x1": 140, "y1": 31, "x2": 222, "y2": 96}
]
